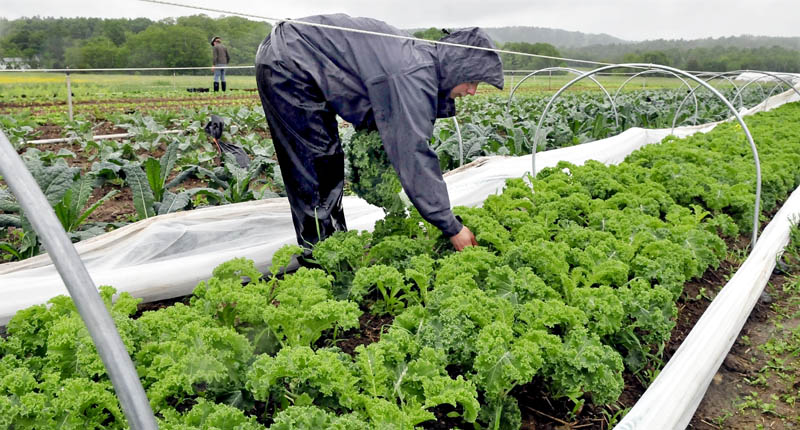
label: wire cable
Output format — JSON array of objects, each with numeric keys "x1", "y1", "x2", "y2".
[{"x1": 0, "y1": 65, "x2": 253, "y2": 73}]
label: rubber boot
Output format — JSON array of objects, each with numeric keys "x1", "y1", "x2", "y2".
[
  {"x1": 213, "y1": 82, "x2": 219, "y2": 92},
  {"x1": 222, "y1": 81, "x2": 227, "y2": 92}
]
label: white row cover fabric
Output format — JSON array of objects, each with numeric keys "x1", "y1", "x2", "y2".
[
  {"x1": 0, "y1": 86, "x2": 797, "y2": 325},
  {"x1": 614, "y1": 179, "x2": 800, "y2": 430},
  {"x1": 735, "y1": 71, "x2": 800, "y2": 85}
]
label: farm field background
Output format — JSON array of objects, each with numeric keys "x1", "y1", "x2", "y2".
[
  {"x1": 2, "y1": 45, "x2": 800, "y2": 430},
  {"x1": 0, "y1": 69, "x2": 784, "y2": 267},
  {"x1": 0, "y1": 70, "x2": 711, "y2": 105}
]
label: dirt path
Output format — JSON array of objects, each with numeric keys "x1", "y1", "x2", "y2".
[{"x1": 689, "y1": 262, "x2": 800, "y2": 429}]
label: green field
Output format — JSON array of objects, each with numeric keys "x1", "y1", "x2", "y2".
[
  {"x1": 0, "y1": 71, "x2": 260, "y2": 101},
  {"x1": 0, "y1": 70, "x2": 721, "y2": 103}
]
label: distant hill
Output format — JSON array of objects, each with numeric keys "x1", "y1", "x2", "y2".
[
  {"x1": 408, "y1": 25, "x2": 800, "y2": 72},
  {"x1": 482, "y1": 26, "x2": 627, "y2": 48},
  {"x1": 562, "y1": 35, "x2": 800, "y2": 72},
  {"x1": 414, "y1": 25, "x2": 800, "y2": 53},
  {"x1": 568, "y1": 35, "x2": 800, "y2": 56}
]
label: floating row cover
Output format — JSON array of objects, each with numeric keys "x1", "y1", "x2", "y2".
[{"x1": 0, "y1": 87, "x2": 798, "y2": 325}]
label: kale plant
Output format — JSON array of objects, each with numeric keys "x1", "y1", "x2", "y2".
[{"x1": 345, "y1": 130, "x2": 406, "y2": 215}]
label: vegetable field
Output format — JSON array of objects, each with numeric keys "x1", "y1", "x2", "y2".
[
  {"x1": 0, "y1": 79, "x2": 773, "y2": 263},
  {"x1": 2, "y1": 73, "x2": 800, "y2": 430}
]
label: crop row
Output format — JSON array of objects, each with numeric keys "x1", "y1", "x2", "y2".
[
  {"x1": 1, "y1": 102, "x2": 798, "y2": 428},
  {"x1": 431, "y1": 86, "x2": 768, "y2": 171},
  {"x1": 1, "y1": 87, "x2": 767, "y2": 263}
]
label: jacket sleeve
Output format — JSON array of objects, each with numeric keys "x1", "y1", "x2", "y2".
[
  {"x1": 213, "y1": 47, "x2": 219, "y2": 65},
  {"x1": 225, "y1": 47, "x2": 230, "y2": 64},
  {"x1": 365, "y1": 65, "x2": 462, "y2": 237}
]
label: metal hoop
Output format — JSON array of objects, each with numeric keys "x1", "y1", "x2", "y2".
[
  {"x1": 532, "y1": 63, "x2": 762, "y2": 246},
  {"x1": 506, "y1": 67, "x2": 620, "y2": 130},
  {"x1": 611, "y1": 68, "x2": 699, "y2": 128}
]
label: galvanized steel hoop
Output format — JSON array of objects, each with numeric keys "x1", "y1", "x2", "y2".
[
  {"x1": 532, "y1": 63, "x2": 762, "y2": 246},
  {"x1": 505, "y1": 66, "x2": 621, "y2": 132},
  {"x1": 611, "y1": 68, "x2": 700, "y2": 128}
]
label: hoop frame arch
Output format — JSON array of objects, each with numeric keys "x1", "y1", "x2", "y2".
[
  {"x1": 533, "y1": 63, "x2": 762, "y2": 246},
  {"x1": 506, "y1": 67, "x2": 620, "y2": 129},
  {"x1": 611, "y1": 68, "x2": 700, "y2": 128},
  {"x1": 763, "y1": 80, "x2": 792, "y2": 110},
  {"x1": 670, "y1": 71, "x2": 744, "y2": 132},
  {"x1": 705, "y1": 70, "x2": 766, "y2": 110},
  {"x1": 731, "y1": 74, "x2": 771, "y2": 110},
  {"x1": 730, "y1": 70, "x2": 800, "y2": 111},
  {"x1": 453, "y1": 116, "x2": 463, "y2": 167}
]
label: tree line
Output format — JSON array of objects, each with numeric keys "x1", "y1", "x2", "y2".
[
  {"x1": 0, "y1": 16, "x2": 271, "y2": 72},
  {"x1": 1, "y1": 17, "x2": 797, "y2": 74},
  {"x1": 564, "y1": 45, "x2": 800, "y2": 73},
  {"x1": 415, "y1": 27, "x2": 800, "y2": 73}
]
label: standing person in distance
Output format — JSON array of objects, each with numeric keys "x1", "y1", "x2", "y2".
[
  {"x1": 255, "y1": 14, "x2": 504, "y2": 252},
  {"x1": 210, "y1": 36, "x2": 230, "y2": 92}
]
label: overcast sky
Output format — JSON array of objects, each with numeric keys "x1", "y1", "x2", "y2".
[{"x1": 1, "y1": 0, "x2": 798, "y2": 41}]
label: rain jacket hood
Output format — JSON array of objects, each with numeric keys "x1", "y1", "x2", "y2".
[
  {"x1": 436, "y1": 28, "x2": 504, "y2": 93},
  {"x1": 433, "y1": 27, "x2": 504, "y2": 117}
]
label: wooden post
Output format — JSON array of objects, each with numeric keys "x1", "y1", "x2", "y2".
[{"x1": 65, "y1": 67, "x2": 73, "y2": 122}]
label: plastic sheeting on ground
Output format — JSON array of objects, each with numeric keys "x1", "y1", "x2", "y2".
[{"x1": 0, "y1": 86, "x2": 798, "y2": 325}]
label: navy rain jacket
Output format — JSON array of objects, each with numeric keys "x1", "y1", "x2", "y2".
[{"x1": 256, "y1": 14, "x2": 504, "y2": 236}]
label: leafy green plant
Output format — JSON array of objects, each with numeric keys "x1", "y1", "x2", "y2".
[
  {"x1": 0, "y1": 158, "x2": 118, "y2": 259},
  {"x1": 122, "y1": 140, "x2": 215, "y2": 218},
  {"x1": 214, "y1": 154, "x2": 277, "y2": 203},
  {"x1": 264, "y1": 267, "x2": 361, "y2": 347},
  {"x1": 0, "y1": 112, "x2": 41, "y2": 150},
  {"x1": 179, "y1": 153, "x2": 278, "y2": 204},
  {"x1": 351, "y1": 264, "x2": 412, "y2": 315},
  {"x1": 53, "y1": 175, "x2": 119, "y2": 233},
  {"x1": 345, "y1": 130, "x2": 406, "y2": 215}
]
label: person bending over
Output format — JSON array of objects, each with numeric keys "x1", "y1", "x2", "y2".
[{"x1": 255, "y1": 14, "x2": 503, "y2": 251}]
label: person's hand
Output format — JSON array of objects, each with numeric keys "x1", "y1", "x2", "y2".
[
  {"x1": 211, "y1": 66, "x2": 215, "y2": 71},
  {"x1": 449, "y1": 226, "x2": 478, "y2": 251}
]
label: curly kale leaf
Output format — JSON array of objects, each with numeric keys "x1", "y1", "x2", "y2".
[
  {"x1": 354, "y1": 329, "x2": 479, "y2": 425},
  {"x1": 433, "y1": 245, "x2": 500, "y2": 289},
  {"x1": 268, "y1": 405, "x2": 367, "y2": 430},
  {"x1": 246, "y1": 346, "x2": 360, "y2": 410},
  {"x1": 135, "y1": 305, "x2": 254, "y2": 412},
  {"x1": 265, "y1": 267, "x2": 361, "y2": 347},
  {"x1": 159, "y1": 398, "x2": 263, "y2": 430},
  {"x1": 546, "y1": 329, "x2": 624, "y2": 406},
  {"x1": 569, "y1": 286, "x2": 625, "y2": 337},
  {"x1": 351, "y1": 264, "x2": 411, "y2": 316},
  {"x1": 0, "y1": 369, "x2": 126, "y2": 430},
  {"x1": 190, "y1": 259, "x2": 278, "y2": 353},
  {"x1": 346, "y1": 130, "x2": 406, "y2": 215},
  {"x1": 471, "y1": 321, "x2": 544, "y2": 399},
  {"x1": 312, "y1": 230, "x2": 372, "y2": 298}
]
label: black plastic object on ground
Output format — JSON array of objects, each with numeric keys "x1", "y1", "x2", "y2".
[{"x1": 203, "y1": 115, "x2": 251, "y2": 168}]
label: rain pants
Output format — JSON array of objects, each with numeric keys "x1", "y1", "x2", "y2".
[{"x1": 255, "y1": 14, "x2": 504, "y2": 247}]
